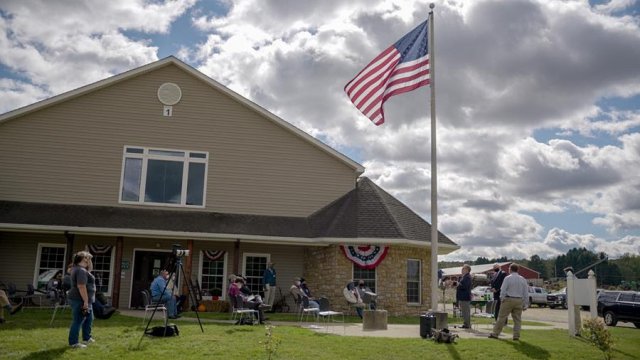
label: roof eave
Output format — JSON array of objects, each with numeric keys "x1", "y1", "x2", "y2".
[{"x1": 0, "y1": 222, "x2": 459, "y2": 254}]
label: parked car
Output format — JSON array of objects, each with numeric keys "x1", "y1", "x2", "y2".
[
  {"x1": 36, "y1": 269, "x2": 63, "y2": 291},
  {"x1": 547, "y1": 287, "x2": 567, "y2": 309},
  {"x1": 471, "y1": 286, "x2": 493, "y2": 301},
  {"x1": 528, "y1": 286, "x2": 548, "y2": 307},
  {"x1": 597, "y1": 290, "x2": 640, "y2": 328}
]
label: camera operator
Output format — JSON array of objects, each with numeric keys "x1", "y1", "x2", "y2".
[{"x1": 150, "y1": 270, "x2": 179, "y2": 319}]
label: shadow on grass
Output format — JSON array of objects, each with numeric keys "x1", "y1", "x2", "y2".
[
  {"x1": 444, "y1": 343, "x2": 462, "y2": 360},
  {"x1": 20, "y1": 346, "x2": 67, "y2": 360},
  {"x1": 507, "y1": 340, "x2": 551, "y2": 360},
  {"x1": 224, "y1": 327, "x2": 256, "y2": 335}
]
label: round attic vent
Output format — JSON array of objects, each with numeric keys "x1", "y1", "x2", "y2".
[{"x1": 157, "y1": 82, "x2": 182, "y2": 105}]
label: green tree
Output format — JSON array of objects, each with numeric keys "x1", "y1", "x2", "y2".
[
  {"x1": 527, "y1": 254, "x2": 547, "y2": 278},
  {"x1": 614, "y1": 253, "x2": 640, "y2": 283}
]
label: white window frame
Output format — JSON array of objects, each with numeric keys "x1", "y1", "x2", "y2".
[
  {"x1": 406, "y1": 259, "x2": 422, "y2": 304},
  {"x1": 119, "y1": 145, "x2": 209, "y2": 208},
  {"x1": 352, "y1": 265, "x2": 377, "y2": 293},
  {"x1": 242, "y1": 253, "x2": 270, "y2": 294},
  {"x1": 89, "y1": 248, "x2": 116, "y2": 296},
  {"x1": 32, "y1": 243, "x2": 67, "y2": 287},
  {"x1": 198, "y1": 251, "x2": 228, "y2": 300}
]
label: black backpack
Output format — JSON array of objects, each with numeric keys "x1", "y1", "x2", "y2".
[{"x1": 145, "y1": 324, "x2": 180, "y2": 337}]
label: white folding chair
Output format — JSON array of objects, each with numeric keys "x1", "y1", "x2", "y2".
[
  {"x1": 299, "y1": 295, "x2": 320, "y2": 323},
  {"x1": 230, "y1": 294, "x2": 258, "y2": 324},
  {"x1": 141, "y1": 289, "x2": 167, "y2": 325},
  {"x1": 49, "y1": 290, "x2": 69, "y2": 326}
]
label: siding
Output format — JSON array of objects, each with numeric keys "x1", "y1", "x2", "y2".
[
  {"x1": 0, "y1": 232, "x2": 68, "y2": 288},
  {"x1": 0, "y1": 64, "x2": 357, "y2": 217}
]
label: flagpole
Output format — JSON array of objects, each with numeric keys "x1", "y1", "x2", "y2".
[{"x1": 428, "y1": 3, "x2": 439, "y2": 312}]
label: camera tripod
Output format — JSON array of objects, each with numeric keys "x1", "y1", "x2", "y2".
[{"x1": 139, "y1": 255, "x2": 204, "y2": 346}]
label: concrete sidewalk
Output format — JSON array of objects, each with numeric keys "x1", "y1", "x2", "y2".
[
  {"x1": 121, "y1": 309, "x2": 562, "y2": 340},
  {"x1": 306, "y1": 322, "x2": 564, "y2": 339}
]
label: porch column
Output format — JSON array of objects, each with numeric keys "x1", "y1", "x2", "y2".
[
  {"x1": 64, "y1": 231, "x2": 74, "y2": 266},
  {"x1": 111, "y1": 236, "x2": 123, "y2": 309}
]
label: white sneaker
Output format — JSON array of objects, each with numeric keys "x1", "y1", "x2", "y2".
[
  {"x1": 84, "y1": 338, "x2": 96, "y2": 344},
  {"x1": 71, "y1": 343, "x2": 87, "y2": 349}
]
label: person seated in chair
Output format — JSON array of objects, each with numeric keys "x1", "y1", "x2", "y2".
[
  {"x1": 0, "y1": 289, "x2": 23, "y2": 324},
  {"x1": 356, "y1": 280, "x2": 377, "y2": 310},
  {"x1": 291, "y1": 278, "x2": 319, "y2": 309},
  {"x1": 229, "y1": 277, "x2": 265, "y2": 324},
  {"x1": 343, "y1": 281, "x2": 365, "y2": 318},
  {"x1": 46, "y1": 270, "x2": 64, "y2": 305},
  {"x1": 150, "y1": 270, "x2": 179, "y2": 319}
]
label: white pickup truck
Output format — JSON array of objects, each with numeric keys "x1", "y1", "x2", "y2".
[{"x1": 528, "y1": 286, "x2": 549, "y2": 307}]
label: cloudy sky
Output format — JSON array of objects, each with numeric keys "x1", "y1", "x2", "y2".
[{"x1": 1, "y1": 0, "x2": 639, "y2": 261}]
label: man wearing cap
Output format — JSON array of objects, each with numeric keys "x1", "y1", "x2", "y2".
[
  {"x1": 262, "y1": 262, "x2": 276, "y2": 308},
  {"x1": 291, "y1": 278, "x2": 319, "y2": 309},
  {"x1": 490, "y1": 263, "x2": 507, "y2": 323}
]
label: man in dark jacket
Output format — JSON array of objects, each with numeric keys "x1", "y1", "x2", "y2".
[
  {"x1": 456, "y1": 264, "x2": 472, "y2": 329},
  {"x1": 490, "y1": 263, "x2": 507, "y2": 322}
]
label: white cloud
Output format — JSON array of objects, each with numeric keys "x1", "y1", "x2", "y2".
[
  {"x1": 1, "y1": 0, "x2": 639, "y2": 261},
  {"x1": 0, "y1": 0, "x2": 196, "y2": 112}
]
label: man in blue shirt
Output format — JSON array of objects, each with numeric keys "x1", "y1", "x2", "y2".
[
  {"x1": 150, "y1": 270, "x2": 178, "y2": 319},
  {"x1": 262, "y1": 262, "x2": 276, "y2": 307}
]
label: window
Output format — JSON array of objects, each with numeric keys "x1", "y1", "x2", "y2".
[
  {"x1": 353, "y1": 266, "x2": 376, "y2": 293},
  {"x1": 200, "y1": 252, "x2": 227, "y2": 299},
  {"x1": 120, "y1": 146, "x2": 208, "y2": 207},
  {"x1": 619, "y1": 293, "x2": 634, "y2": 302},
  {"x1": 34, "y1": 244, "x2": 66, "y2": 288},
  {"x1": 243, "y1": 254, "x2": 269, "y2": 294},
  {"x1": 89, "y1": 247, "x2": 114, "y2": 295},
  {"x1": 407, "y1": 259, "x2": 421, "y2": 303}
]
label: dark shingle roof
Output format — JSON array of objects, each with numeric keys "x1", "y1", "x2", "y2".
[
  {"x1": 0, "y1": 177, "x2": 457, "y2": 247},
  {"x1": 309, "y1": 177, "x2": 456, "y2": 246},
  {"x1": 0, "y1": 200, "x2": 310, "y2": 237}
]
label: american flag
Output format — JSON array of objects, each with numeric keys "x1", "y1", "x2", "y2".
[{"x1": 345, "y1": 20, "x2": 430, "y2": 126}]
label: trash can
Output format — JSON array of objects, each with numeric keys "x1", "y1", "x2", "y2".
[{"x1": 420, "y1": 313, "x2": 436, "y2": 338}]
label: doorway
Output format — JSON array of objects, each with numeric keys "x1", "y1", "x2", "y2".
[{"x1": 130, "y1": 250, "x2": 172, "y2": 309}]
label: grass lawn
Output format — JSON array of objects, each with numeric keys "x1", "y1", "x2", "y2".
[{"x1": 1, "y1": 309, "x2": 638, "y2": 359}]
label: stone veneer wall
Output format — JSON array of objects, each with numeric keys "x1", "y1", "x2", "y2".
[{"x1": 303, "y1": 245, "x2": 434, "y2": 316}]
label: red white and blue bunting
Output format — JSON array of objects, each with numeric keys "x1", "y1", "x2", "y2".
[
  {"x1": 87, "y1": 245, "x2": 113, "y2": 255},
  {"x1": 340, "y1": 245, "x2": 389, "y2": 269},
  {"x1": 203, "y1": 250, "x2": 226, "y2": 262}
]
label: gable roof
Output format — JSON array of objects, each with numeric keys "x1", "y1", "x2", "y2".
[
  {"x1": 0, "y1": 177, "x2": 458, "y2": 253},
  {"x1": 310, "y1": 177, "x2": 458, "y2": 253},
  {"x1": 0, "y1": 56, "x2": 364, "y2": 174}
]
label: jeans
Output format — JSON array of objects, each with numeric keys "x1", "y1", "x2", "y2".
[
  {"x1": 68, "y1": 298, "x2": 93, "y2": 345},
  {"x1": 153, "y1": 293, "x2": 177, "y2": 317}
]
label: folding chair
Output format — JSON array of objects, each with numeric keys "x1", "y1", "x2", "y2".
[
  {"x1": 271, "y1": 286, "x2": 289, "y2": 313},
  {"x1": 317, "y1": 298, "x2": 345, "y2": 334},
  {"x1": 141, "y1": 289, "x2": 167, "y2": 325},
  {"x1": 50, "y1": 290, "x2": 69, "y2": 326},
  {"x1": 230, "y1": 294, "x2": 258, "y2": 325},
  {"x1": 298, "y1": 295, "x2": 320, "y2": 323}
]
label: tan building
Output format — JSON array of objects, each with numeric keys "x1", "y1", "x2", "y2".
[{"x1": 0, "y1": 57, "x2": 458, "y2": 315}]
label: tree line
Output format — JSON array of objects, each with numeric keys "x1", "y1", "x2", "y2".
[{"x1": 439, "y1": 248, "x2": 640, "y2": 290}]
